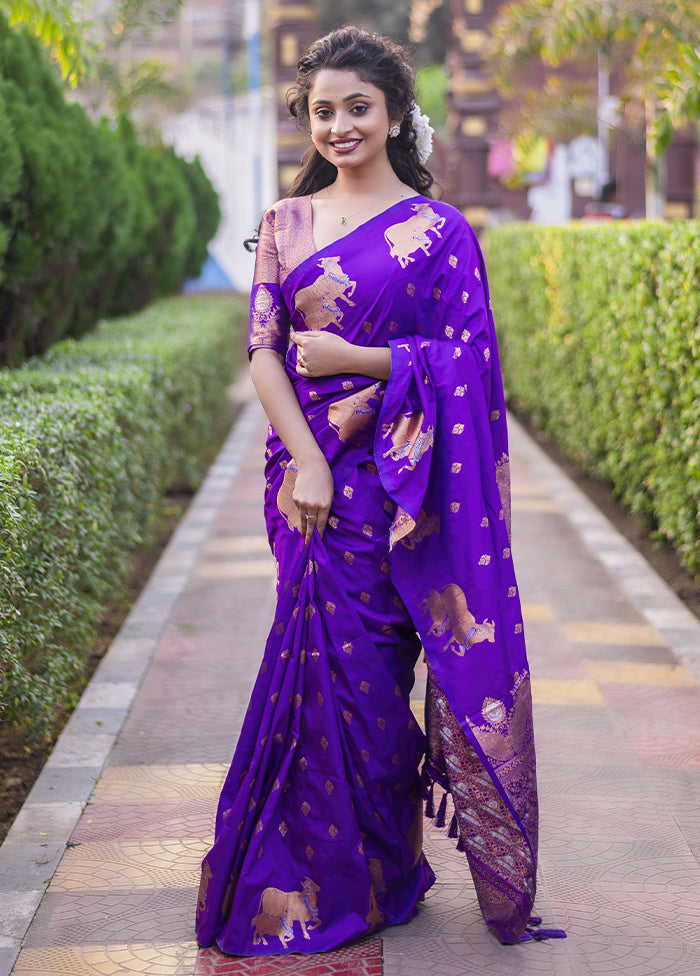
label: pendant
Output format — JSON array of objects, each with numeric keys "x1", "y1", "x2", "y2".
[{"x1": 340, "y1": 216, "x2": 347, "y2": 225}]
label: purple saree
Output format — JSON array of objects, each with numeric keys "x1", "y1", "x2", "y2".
[{"x1": 196, "y1": 195, "x2": 555, "y2": 954}]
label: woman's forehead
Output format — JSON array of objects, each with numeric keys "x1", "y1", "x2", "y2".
[{"x1": 308, "y1": 68, "x2": 384, "y2": 104}]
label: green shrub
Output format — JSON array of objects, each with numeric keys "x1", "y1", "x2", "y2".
[
  {"x1": 487, "y1": 220, "x2": 700, "y2": 577},
  {"x1": 0, "y1": 14, "x2": 221, "y2": 366},
  {"x1": 0, "y1": 293, "x2": 245, "y2": 736}
]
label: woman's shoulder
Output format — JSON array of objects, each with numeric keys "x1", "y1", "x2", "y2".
[{"x1": 262, "y1": 195, "x2": 312, "y2": 224}]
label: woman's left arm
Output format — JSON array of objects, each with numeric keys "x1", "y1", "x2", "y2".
[{"x1": 291, "y1": 328, "x2": 390, "y2": 381}]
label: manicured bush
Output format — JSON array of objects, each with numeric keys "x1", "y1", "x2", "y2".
[
  {"x1": 0, "y1": 14, "x2": 221, "y2": 366},
  {"x1": 0, "y1": 293, "x2": 245, "y2": 737},
  {"x1": 486, "y1": 220, "x2": 700, "y2": 577}
]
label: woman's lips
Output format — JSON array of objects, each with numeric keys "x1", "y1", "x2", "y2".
[{"x1": 330, "y1": 139, "x2": 361, "y2": 154}]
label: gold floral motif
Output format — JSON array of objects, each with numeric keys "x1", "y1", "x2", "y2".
[
  {"x1": 342, "y1": 641, "x2": 353, "y2": 655},
  {"x1": 343, "y1": 485, "x2": 353, "y2": 498},
  {"x1": 508, "y1": 586, "x2": 517, "y2": 597},
  {"x1": 433, "y1": 287, "x2": 442, "y2": 300},
  {"x1": 320, "y1": 736, "x2": 329, "y2": 751},
  {"x1": 342, "y1": 380, "x2": 354, "y2": 390},
  {"x1": 299, "y1": 756, "x2": 308, "y2": 771},
  {"x1": 255, "y1": 820, "x2": 263, "y2": 834},
  {"x1": 445, "y1": 325, "x2": 454, "y2": 338},
  {"x1": 453, "y1": 347, "x2": 462, "y2": 358},
  {"x1": 377, "y1": 717, "x2": 386, "y2": 730},
  {"x1": 449, "y1": 254, "x2": 458, "y2": 268},
  {"x1": 344, "y1": 551, "x2": 354, "y2": 564},
  {"x1": 490, "y1": 409, "x2": 501, "y2": 421},
  {"x1": 479, "y1": 554, "x2": 491, "y2": 566},
  {"x1": 301, "y1": 801, "x2": 310, "y2": 816},
  {"x1": 343, "y1": 709, "x2": 353, "y2": 724},
  {"x1": 454, "y1": 385, "x2": 465, "y2": 396},
  {"x1": 317, "y1": 692, "x2": 324, "y2": 706},
  {"x1": 481, "y1": 516, "x2": 489, "y2": 527},
  {"x1": 328, "y1": 515, "x2": 339, "y2": 528},
  {"x1": 452, "y1": 423, "x2": 465, "y2": 434},
  {"x1": 461, "y1": 329, "x2": 471, "y2": 342},
  {"x1": 450, "y1": 502, "x2": 461, "y2": 513},
  {"x1": 362, "y1": 523, "x2": 373, "y2": 538},
  {"x1": 361, "y1": 749, "x2": 370, "y2": 762},
  {"x1": 325, "y1": 601, "x2": 336, "y2": 615},
  {"x1": 306, "y1": 846, "x2": 314, "y2": 861},
  {"x1": 407, "y1": 282, "x2": 415, "y2": 296},
  {"x1": 363, "y1": 320, "x2": 372, "y2": 332},
  {"x1": 461, "y1": 290, "x2": 469, "y2": 303},
  {"x1": 325, "y1": 780, "x2": 334, "y2": 794},
  {"x1": 451, "y1": 462, "x2": 463, "y2": 474},
  {"x1": 328, "y1": 824, "x2": 338, "y2": 838},
  {"x1": 360, "y1": 680, "x2": 370, "y2": 693}
]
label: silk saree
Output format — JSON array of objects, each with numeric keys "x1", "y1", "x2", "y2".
[{"x1": 196, "y1": 195, "x2": 555, "y2": 954}]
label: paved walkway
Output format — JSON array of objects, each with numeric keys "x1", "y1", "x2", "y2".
[{"x1": 2, "y1": 395, "x2": 700, "y2": 976}]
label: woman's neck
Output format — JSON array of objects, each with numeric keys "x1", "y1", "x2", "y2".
[{"x1": 327, "y1": 158, "x2": 407, "y2": 202}]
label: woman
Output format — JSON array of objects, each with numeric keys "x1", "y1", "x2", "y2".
[{"x1": 196, "y1": 26, "x2": 562, "y2": 955}]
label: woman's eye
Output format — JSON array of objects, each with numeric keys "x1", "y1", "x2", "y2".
[
  {"x1": 314, "y1": 109, "x2": 332, "y2": 120},
  {"x1": 351, "y1": 104, "x2": 368, "y2": 115}
]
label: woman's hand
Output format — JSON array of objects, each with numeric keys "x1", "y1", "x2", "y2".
[
  {"x1": 291, "y1": 328, "x2": 352, "y2": 378},
  {"x1": 291, "y1": 327, "x2": 392, "y2": 382},
  {"x1": 292, "y1": 454, "x2": 334, "y2": 543}
]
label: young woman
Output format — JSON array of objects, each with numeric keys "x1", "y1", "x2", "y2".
[{"x1": 196, "y1": 25, "x2": 562, "y2": 955}]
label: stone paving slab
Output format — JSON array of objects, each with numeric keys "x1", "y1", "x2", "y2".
[{"x1": 2, "y1": 401, "x2": 700, "y2": 975}]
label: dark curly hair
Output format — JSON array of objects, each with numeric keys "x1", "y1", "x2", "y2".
[{"x1": 285, "y1": 26, "x2": 434, "y2": 198}]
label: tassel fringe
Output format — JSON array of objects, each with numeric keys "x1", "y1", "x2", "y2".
[
  {"x1": 435, "y1": 791, "x2": 448, "y2": 828},
  {"x1": 519, "y1": 915, "x2": 567, "y2": 942},
  {"x1": 448, "y1": 812, "x2": 459, "y2": 839}
]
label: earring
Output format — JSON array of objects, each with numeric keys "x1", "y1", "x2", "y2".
[{"x1": 389, "y1": 124, "x2": 400, "y2": 138}]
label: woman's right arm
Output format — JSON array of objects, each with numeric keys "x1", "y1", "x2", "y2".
[{"x1": 250, "y1": 348, "x2": 334, "y2": 543}]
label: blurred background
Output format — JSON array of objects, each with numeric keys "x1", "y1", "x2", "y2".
[{"x1": 5, "y1": 0, "x2": 699, "y2": 287}]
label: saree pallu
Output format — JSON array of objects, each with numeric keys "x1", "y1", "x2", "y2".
[{"x1": 196, "y1": 196, "x2": 546, "y2": 954}]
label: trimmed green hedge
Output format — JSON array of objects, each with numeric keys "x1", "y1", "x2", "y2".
[
  {"x1": 0, "y1": 294, "x2": 245, "y2": 736},
  {"x1": 487, "y1": 220, "x2": 700, "y2": 577},
  {"x1": 0, "y1": 14, "x2": 221, "y2": 366}
]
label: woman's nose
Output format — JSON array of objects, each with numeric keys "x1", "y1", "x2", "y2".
[{"x1": 331, "y1": 112, "x2": 353, "y2": 136}]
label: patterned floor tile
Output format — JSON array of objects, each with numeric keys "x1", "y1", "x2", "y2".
[
  {"x1": 90, "y1": 765, "x2": 227, "y2": 804},
  {"x1": 531, "y1": 679, "x2": 605, "y2": 707},
  {"x1": 11, "y1": 942, "x2": 199, "y2": 975},
  {"x1": 193, "y1": 939, "x2": 382, "y2": 974},
  {"x1": 566, "y1": 939, "x2": 700, "y2": 976},
  {"x1": 50, "y1": 839, "x2": 208, "y2": 891},
  {"x1": 70, "y1": 800, "x2": 215, "y2": 844},
  {"x1": 585, "y1": 661, "x2": 698, "y2": 686},
  {"x1": 23, "y1": 889, "x2": 196, "y2": 947},
  {"x1": 540, "y1": 835, "x2": 700, "y2": 886},
  {"x1": 382, "y1": 934, "x2": 570, "y2": 976},
  {"x1": 566, "y1": 624, "x2": 666, "y2": 647}
]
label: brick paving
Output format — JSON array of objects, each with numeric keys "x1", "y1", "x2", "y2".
[{"x1": 2, "y1": 397, "x2": 700, "y2": 976}]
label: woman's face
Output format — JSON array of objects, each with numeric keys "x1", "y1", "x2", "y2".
[{"x1": 307, "y1": 68, "x2": 394, "y2": 174}]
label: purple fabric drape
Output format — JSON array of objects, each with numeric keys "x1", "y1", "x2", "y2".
[{"x1": 196, "y1": 195, "x2": 549, "y2": 954}]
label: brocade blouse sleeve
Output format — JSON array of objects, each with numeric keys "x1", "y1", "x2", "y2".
[{"x1": 247, "y1": 207, "x2": 290, "y2": 359}]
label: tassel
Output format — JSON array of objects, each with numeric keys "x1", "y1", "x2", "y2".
[
  {"x1": 448, "y1": 812, "x2": 459, "y2": 839},
  {"x1": 521, "y1": 916, "x2": 567, "y2": 942},
  {"x1": 435, "y1": 791, "x2": 448, "y2": 828},
  {"x1": 424, "y1": 780, "x2": 435, "y2": 819},
  {"x1": 456, "y1": 834, "x2": 466, "y2": 853}
]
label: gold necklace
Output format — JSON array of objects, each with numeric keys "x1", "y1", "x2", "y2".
[{"x1": 323, "y1": 189, "x2": 409, "y2": 226}]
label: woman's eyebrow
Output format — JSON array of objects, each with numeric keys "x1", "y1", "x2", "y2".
[{"x1": 311, "y1": 92, "x2": 372, "y2": 106}]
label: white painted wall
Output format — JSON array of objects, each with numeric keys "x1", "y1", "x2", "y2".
[{"x1": 162, "y1": 88, "x2": 278, "y2": 290}]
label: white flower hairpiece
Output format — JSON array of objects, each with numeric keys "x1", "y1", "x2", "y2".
[{"x1": 410, "y1": 103, "x2": 434, "y2": 165}]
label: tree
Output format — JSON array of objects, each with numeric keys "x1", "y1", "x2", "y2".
[
  {"x1": 0, "y1": 0, "x2": 93, "y2": 83},
  {"x1": 488, "y1": 0, "x2": 700, "y2": 216}
]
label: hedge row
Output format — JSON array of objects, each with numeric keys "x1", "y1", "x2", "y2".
[
  {"x1": 0, "y1": 13, "x2": 221, "y2": 366},
  {"x1": 0, "y1": 294, "x2": 245, "y2": 736},
  {"x1": 487, "y1": 220, "x2": 700, "y2": 578}
]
